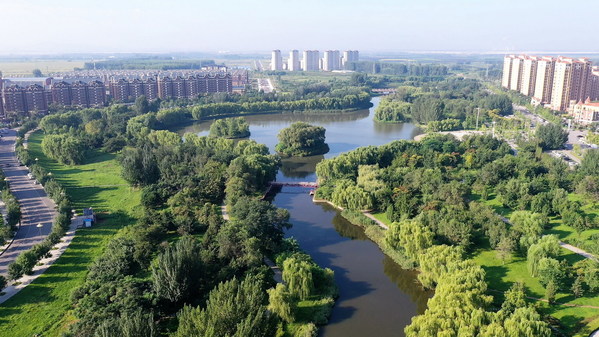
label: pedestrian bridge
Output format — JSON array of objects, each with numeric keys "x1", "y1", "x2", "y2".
[{"x1": 269, "y1": 181, "x2": 318, "y2": 188}]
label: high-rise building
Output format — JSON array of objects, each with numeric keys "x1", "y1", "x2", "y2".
[
  {"x1": 588, "y1": 67, "x2": 599, "y2": 101},
  {"x1": 550, "y1": 57, "x2": 592, "y2": 111},
  {"x1": 501, "y1": 55, "x2": 514, "y2": 89},
  {"x1": 520, "y1": 56, "x2": 538, "y2": 97},
  {"x1": 24, "y1": 84, "x2": 48, "y2": 113},
  {"x1": 271, "y1": 50, "x2": 283, "y2": 71},
  {"x1": 323, "y1": 50, "x2": 341, "y2": 71},
  {"x1": 302, "y1": 50, "x2": 320, "y2": 71},
  {"x1": 51, "y1": 81, "x2": 72, "y2": 106},
  {"x1": 533, "y1": 56, "x2": 555, "y2": 105},
  {"x1": 342, "y1": 50, "x2": 359, "y2": 69},
  {"x1": 70, "y1": 81, "x2": 89, "y2": 107},
  {"x1": 129, "y1": 78, "x2": 144, "y2": 99},
  {"x1": 109, "y1": 78, "x2": 131, "y2": 102},
  {"x1": 143, "y1": 78, "x2": 159, "y2": 100},
  {"x1": 87, "y1": 81, "x2": 106, "y2": 107},
  {"x1": 509, "y1": 55, "x2": 524, "y2": 91},
  {"x1": 288, "y1": 50, "x2": 300, "y2": 71},
  {"x1": 3, "y1": 85, "x2": 27, "y2": 114}
]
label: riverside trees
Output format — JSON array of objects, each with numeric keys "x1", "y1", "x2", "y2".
[
  {"x1": 209, "y1": 117, "x2": 250, "y2": 138},
  {"x1": 275, "y1": 122, "x2": 329, "y2": 157},
  {"x1": 315, "y1": 132, "x2": 599, "y2": 335}
]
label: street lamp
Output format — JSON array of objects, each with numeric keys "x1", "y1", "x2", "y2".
[{"x1": 36, "y1": 223, "x2": 43, "y2": 236}]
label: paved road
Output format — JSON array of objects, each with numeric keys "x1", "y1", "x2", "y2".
[
  {"x1": 0, "y1": 129, "x2": 56, "y2": 276},
  {"x1": 257, "y1": 78, "x2": 274, "y2": 93}
]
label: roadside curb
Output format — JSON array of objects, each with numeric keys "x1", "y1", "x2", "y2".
[
  {"x1": 0, "y1": 127, "x2": 39, "y2": 258},
  {"x1": 0, "y1": 219, "x2": 78, "y2": 304}
]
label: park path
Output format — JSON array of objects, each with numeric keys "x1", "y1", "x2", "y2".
[{"x1": 497, "y1": 214, "x2": 598, "y2": 262}]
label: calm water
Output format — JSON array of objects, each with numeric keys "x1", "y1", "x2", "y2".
[{"x1": 179, "y1": 97, "x2": 432, "y2": 336}]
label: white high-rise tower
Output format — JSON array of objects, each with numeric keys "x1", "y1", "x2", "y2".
[
  {"x1": 288, "y1": 50, "x2": 300, "y2": 71},
  {"x1": 271, "y1": 50, "x2": 282, "y2": 71}
]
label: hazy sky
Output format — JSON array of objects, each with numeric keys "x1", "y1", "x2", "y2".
[{"x1": 2, "y1": 0, "x2": 598, "y2": 54}]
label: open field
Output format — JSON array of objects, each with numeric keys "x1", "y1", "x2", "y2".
[
  {"x1": 0, "y1": 131, "x2": 140, "y2": 337},
  {"x1": 0, "y1": 60, "x2": 85, "y2": 77}
]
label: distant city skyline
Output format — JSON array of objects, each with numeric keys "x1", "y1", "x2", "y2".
[{"x1": 2, "y1": 0, "x2": 599, "y2": 54}]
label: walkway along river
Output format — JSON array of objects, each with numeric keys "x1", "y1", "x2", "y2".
[{"x1": 179, "y1": 97, "x2": 433, "y2": 337}]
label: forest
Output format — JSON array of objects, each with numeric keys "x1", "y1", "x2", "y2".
[
  {"x1": 315, "y1": 133, "x2": 599, "y2": 336},
  {"x1": 373, "y1": 78, "x2": 513, "y2": 131}
]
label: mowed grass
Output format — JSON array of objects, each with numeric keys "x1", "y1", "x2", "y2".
[{"x1": 0, "y1": 131, "x2": 140, "y2": 337}]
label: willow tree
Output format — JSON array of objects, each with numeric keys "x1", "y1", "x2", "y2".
[
  {"x1": 267, "y1": 284, "x2": 295, "y2": 322},
  {"x1": 282, "y1": 255, "x2": 314, "y2": 300}
]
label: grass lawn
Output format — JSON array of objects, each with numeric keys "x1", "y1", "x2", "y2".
[
  {"x1": 472, "y1": 248, "x2": 599, "y2": 336},
  {"x1": 0, "y1": 131, "x2": 140, "y2": 337},
  {"x1": 371, "y1": 211, "x2": 391, "y2": 226},
  {"x1": 471, "y1": 192, "x2": 599, "y2": 335}
]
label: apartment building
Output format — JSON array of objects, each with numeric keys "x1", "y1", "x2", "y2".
[
  {"x1": 288, "y1": 50, "x2": 301, "y2": 71},
  {"x1": 342, "y1": 50, "x2": 359, "y2": 69},
  {"x1": 532, "y1": 56, "x2": 555, "y2": 105},
  {"x1": 502, "y1": 54, "x2": 599, "y2": 112},
  {"x1": 501, "y1": 55, "x2": 514, "y2": 89},
  {"x1": 271, "y1": 50, "x2": 283, "y2": 71},
  {"x1": 323, "y1": 50, "x2": 341, "y2": 71},
  {"x1": 509, "y1": 55, "x2": 524, "y2": 91},
  {"x1": 302, "y1": 50, "x2": 320, "y2": 71},
  {"x1": 520, "y1": 56, "x2": 538, "y2": 97},
  {"x1": 550, "y1": 57, "x2": 592, "y2": 112}
]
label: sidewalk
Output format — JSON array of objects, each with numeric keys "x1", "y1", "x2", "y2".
[{"x1": 0, "y1": 216, "x2": 79, "y2": 304}]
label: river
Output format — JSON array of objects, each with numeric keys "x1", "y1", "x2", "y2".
[{"x1": 178, "y1": 97, "x2": 433, "y2": 336}]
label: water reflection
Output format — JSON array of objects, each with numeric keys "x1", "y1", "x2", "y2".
[{"x1": 279, "y1": 156, "x2": 323, "y2": 179}]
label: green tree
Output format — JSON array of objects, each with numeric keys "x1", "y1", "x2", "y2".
[
  {"x1": 134, "y1": 95, "x2": 150, "y2": 115},
  {"x1": 386, "y1": 220, "x2": 434, "y2": 261},
  {"x1": 41, "y1": 134, "x2": 87, "y2": 165},
  {"x1": 151, "y1": 237, "x2": 203, "y2": 304},
  {"x1": 282, "y1": 254, "x2": 313, "y2": 300},
  {"x1": 175, "y1": 275, "x2": 276, "y2": 337},
  {"x1": 417, "y1": 245, "x2": 463, "y2": 289},
  {"x1": 275, "y1": 122, "x2": 329, "y2": 157},
  {"x1": 94, "y1": 310, "x2": 157, "y2": 337},
  {"x1": 527, "y1": 235, "x2": 560, "y2": 277},
  {"x1": 32, "y1": 69, "x2": 43, "y2": 77},
  {"x1": 579, "y1": 149, "x2": 599, "y2": 176},
  {"x1": 545, "y1": 280, "x2": 557, "y2": 304},
  {"x1": 209, "y1": 117, "x2": 250, "y2": 139},
  {"x1": 267, "y1": 284, "x2": 295, "y2": 323},
  {"x1": 535, "y1": 123, "x2": 568, "y2": 150}
]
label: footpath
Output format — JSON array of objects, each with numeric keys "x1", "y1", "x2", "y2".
[{"x1": 496, "y1": 214, "x2": 598, "y2": 262}]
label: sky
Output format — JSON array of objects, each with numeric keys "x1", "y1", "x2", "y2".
[{"x1": 2, "y1": 0, "x2": 598, "y2": 54}]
